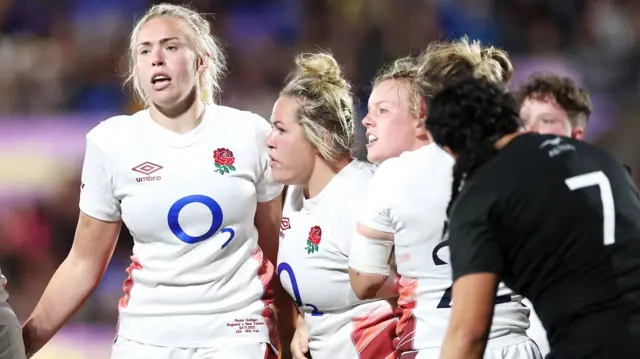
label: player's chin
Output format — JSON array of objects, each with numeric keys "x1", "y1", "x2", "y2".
[
  {"x1": 366, "y1": 146, "x2": 385, "y2": 165},
  {"x1": 148, "y1": 92, "x2": 182, "y2": 108},
  {"x1": 270, "y1": 166, "x2": 289, "y2": 184},
  {"x1": 273, "y1": 169, "x2": 301, "y2": 186}
]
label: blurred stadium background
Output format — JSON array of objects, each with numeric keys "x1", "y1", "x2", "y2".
[{"x1": 1, "y1": 0, "x2": 639, "y2": 357}]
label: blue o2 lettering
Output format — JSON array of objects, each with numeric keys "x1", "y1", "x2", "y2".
[
  {"x1": 432, "y1": 235, "x2": 510, "y2": 308},
  {"x1": 277, "y1": 262, "x2": 323, "y2": 316},
  {"x1": 167, "y1": 194, "x2": 235, "y2": 247}
]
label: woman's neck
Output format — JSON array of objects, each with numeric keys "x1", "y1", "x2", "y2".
[
  {"x1": 149, "y1": 91, "x2": 206, "y2": 134},
  {"x1": 303, "y1": 156, "x2": 352, "y2": 199},
  {"x1": 495, "y1": 130, "x2": 524, "y2": 150}
]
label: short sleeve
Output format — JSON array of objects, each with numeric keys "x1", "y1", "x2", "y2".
[
  {"x1": 252, "y1": 114, "x2": 284, "y2": 202},
  {"x1": 357, "y1": 159, "x2": 397, "y2": 233},
  {"x1": 79, "y1": 128, "x2": 121, "y2": 221},
  {"x1": 448, "y1": 184, "x2": 504, "y2": 281}
]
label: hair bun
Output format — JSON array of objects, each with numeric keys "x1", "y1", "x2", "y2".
[
  {"x1": 294, "y1": 52, "x2": 348, "y2": 90},
  {"x1": 473, "y1": 47, "x2": 513, "y2": 84}
]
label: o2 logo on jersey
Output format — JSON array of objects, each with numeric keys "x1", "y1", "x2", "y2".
[
  {"x1": 277, "y1": 262, "x2": 323, "y2": 316},
  {"x1": 167, "y1": 194, "x2": 235, "y2": 247}
]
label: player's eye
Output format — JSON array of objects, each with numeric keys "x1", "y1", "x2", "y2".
[
  {"x1": 140, "y1": 49, "x2": 150, "y2": 55},
  {"x1": 166, "y1": 45, "x2": 177, "y2": 51},
  {"x1": 542, "y1": 118, "x2": 556, "y2": 124},
  {"x1": 379, "y1": 108, "x2": 388, "y2": 114}
]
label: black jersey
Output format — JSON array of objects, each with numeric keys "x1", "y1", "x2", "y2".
[{"x1": 448, "y1": 133, "x2": 640, "y2": 359}]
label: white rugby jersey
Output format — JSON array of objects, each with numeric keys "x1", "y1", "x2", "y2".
[
  {"x1": 277, "y1": 161, "x2": 398, "y2": 359},
  {"x1": 79, "y1": 104, "x2": 283, "y2": 348},
  {"x1": 359, "y1": 144, "x2": 530, "y2": 352}
]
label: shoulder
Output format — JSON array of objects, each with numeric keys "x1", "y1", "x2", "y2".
[
  {"x1": 375, "y1": 145, "x2": 454, "y2": 187},
  {"x1": 86, "y1": 112, "x2": 146, "y2": 153},
  {"x1": 345, "y1": 160, "x2": 376, "y2": 185},
  {"x1": 327, "y1": 161, "x2": 375, "y2": 211},
  {"x1": 451, "y1": 171, "x2": 504, "y2": 227},
  {"x1": 212, "y1": 104, "x2": 272, "y2": 134}
]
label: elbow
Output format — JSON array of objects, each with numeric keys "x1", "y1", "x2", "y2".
[
  {"x1": 64, "y1": 250, "x2": 109, "y2": 288},
  {"x1": 352, "y1": 285, "x2": 378, "y2": 300},
  {"x1": 349, "y1": 268, "x2": 382, "y2": 300}
]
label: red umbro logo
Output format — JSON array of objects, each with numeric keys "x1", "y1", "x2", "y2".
[
  {"x1": 132, "y1": 161, "x2": 163, "y2": 182},
  {"x1": 279, "y1": 217, "x2": 291, "y2": 239}
]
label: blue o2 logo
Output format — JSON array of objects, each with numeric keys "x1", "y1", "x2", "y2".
[
  {"x1": 167, "y1": 194, "x2": 235, "y2": 247},
  {"x1": 277, "y1": 262, "x2": 323, "y2": 316}
]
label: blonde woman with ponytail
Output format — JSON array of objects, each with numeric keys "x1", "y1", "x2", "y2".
[
  {"x1": 349, "y1": 37, "x2": 542, "y2": 359},
  {"x1": 22, "y1": 3, "x2": 285, "y2": 359},
  {"x1": 267, "y1": 52, "x2": 397, "y2": 359}
]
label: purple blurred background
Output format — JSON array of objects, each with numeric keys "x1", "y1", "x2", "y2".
[{"x1": 1, "y1": 0, "x2": 639, "y2": 357}]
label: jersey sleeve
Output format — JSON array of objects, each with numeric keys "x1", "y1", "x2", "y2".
[
  {"x1": 448, "y1": 184, "x2": 504, "y2": 281},
  {"x1": 252, "y1": 114, "x2": 284, "y2": 203},
  {"x1": 358, "y1": 159, "x2": 398, "y2": 233},
  {"x1": 79, "y1": 125, "x2": 122, "y2": 221}
]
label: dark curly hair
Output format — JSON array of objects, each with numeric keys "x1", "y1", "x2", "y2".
[
  {"x1": 516, "y1": 73, "x2": 591, "y2": 127},
  {"x1": 426, "y1": 77, "x2": 522, "y2": 213}
]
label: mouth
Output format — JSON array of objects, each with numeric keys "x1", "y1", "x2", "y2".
[
  {"x1": 366, "y1": 133, "x2": 378, "y2": 147},
  {"x1": 268, "y1": 155, "x2": 278, "y2": 166},
  {"x1": 151, "y1": 73, "x2": 172, "y2": 91}
]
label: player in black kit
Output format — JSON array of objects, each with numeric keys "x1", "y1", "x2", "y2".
[{"x1": 425, "y1": 77, "x2": 640, "y2": 359}]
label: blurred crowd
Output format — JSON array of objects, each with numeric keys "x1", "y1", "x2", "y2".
[{"x1": 1, "y1": 0, "x2": 640, "y2": 329}]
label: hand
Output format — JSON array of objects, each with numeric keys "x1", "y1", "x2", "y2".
[
  {"x1": 290, "y1": 320, "x2": 310, "y2": 359},
  {"x1": 22, "y1": 326, "x2": 34, "y2": 358}
]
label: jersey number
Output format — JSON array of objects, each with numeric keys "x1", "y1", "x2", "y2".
[
  {"x1": 565, "y1": 171, "x2": 615, "y2": 246},
  {"x1": 167, "y1": 195, "x2": 235, "y2": 246},
  {"x1": 277, "y1": 262, "x2": 323, "y2": 316},
  {"x1": 432, "y1": 234, "x2": 510, "y2": 308}
]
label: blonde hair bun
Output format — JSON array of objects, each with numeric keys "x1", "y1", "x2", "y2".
[{"x1": 293, "y1": 52, "x2": 350, "y2": 91}]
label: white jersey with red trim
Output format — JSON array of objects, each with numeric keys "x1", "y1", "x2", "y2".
[
  {"x1": 277, "y1": 161, "x2": 398, "y2": 359},
  {"x1": 358, "y1": 144, "x2": 531, "y2": 352},
  {"x1": 79, "y1": 104, "x2": 283, "y2": 348}
]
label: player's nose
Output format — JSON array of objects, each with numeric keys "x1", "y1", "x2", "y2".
[
  {"x1": 152, "y1": 51, "x2": 166, "y2": 67},
  {"x1": 266, "y1": 129, "x2": 276, "y2": 149},
  {"x1": 361, "y1": 113, "x2": 374, "y2": 128}
]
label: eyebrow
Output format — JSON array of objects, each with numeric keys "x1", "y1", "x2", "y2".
[
  {"x1": 138, "y1": 37, "x2": 180, "y2": 47},
  {"x1": 368, "y1": 100, "x2": 393, "y2": 109}
]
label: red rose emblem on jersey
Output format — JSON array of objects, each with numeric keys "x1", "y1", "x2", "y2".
[
  {"x1": 214, "y1": 148, "x2": 236, "y2": 175},
  {"x1": 305, "y1": 225, "x2": 322, "y2": 254},
  {"x1": 214, "y1": 148, "x2": 235, "y2": 166}
]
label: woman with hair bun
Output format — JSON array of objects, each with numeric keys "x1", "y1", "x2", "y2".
[{"x1": 267, "y1": 52, "x2": 397, "y2": 359}]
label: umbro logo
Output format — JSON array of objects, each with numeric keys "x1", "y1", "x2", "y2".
[
  {"x1": 280, "y1": 217, "x2": 291, "y2": 239},
  {"x1": 132, "y1": 161, "x2": 163, "y2": 182}
]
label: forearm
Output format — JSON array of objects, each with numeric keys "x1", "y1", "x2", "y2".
[
  {"x1": 375, "y1": 271, "x2": 400, "y2": 299},
  {"x1": 273, "y1": 278, "x2": 296, "y2": 359},
  {"x1": 23, "y1": 255, "x2": 103, "y2": 355},
  {"x1": 440, "y1": 333, "x2": 486, "y2": 359}
]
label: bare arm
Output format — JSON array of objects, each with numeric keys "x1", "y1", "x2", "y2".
[
  {"x1": 348, "y1": 223, "x2": 399, "y2": 300},
  {"x1": 22, "y1": 212, "x2": 121, "y2": 356},
  {"x1": 440, "y1": 273, "x2": 498, "y2": 359},
  {"x1": 291, "y1": 309, "x2": 310, "y2": 359},
  {"x1": 255, "y1": 194, "x2": 295, "y2": 359}
]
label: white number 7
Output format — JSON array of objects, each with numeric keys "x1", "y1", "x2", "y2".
[{"x1": 565, "y1": 171, "x2": 615, "y2": 246}]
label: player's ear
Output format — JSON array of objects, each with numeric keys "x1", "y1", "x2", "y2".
[
  {"x1": 415, "y1": 100, "x2": 429, "y2": 140},
  {"x1": 415, "y1": 122, "x2": 429, "y2": 140},
  {"x1": 197, "y1": 55, "x2": 208, "y2": 73},
  {"x1": 571, "y1": 126, "x2": 585, "y2": 140}
]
